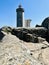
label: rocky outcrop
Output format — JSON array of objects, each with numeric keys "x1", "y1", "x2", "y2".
[
  {"x1": 0, "y1": 33, "x2": 43, "y2": 65},
  {"x1": 11, "y1": 27, "x2": 47, "y2": 43},
  {"x1": 1, "y1": 26, "x2": 12, "y2": 33},
  {"x1": 0, "y1": 32, "x2": 49, "y2": 65},
  {"x1": 45, "y1": 30, "x2": 49, "y2": 42},
  {"x1": 35, "y1": 17, "x2": 49, "y2": 43},
  {"x1": 0, "y1": 29, "x2": 5, "y2": 41},
  {"x1": 41, "y1": 17, "x2": 49, "y2": 29},
  {"x1": 38, "y1": 37, "x2": 46, "y2": 43},
  {"x1": 0, "y1": 26, "x2": 49, "y2": 65},
  {"x1": 1, "y1": 26, "x2": 49, "y2": 43}
]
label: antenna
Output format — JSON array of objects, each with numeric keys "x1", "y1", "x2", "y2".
[{"x1": 19, "y1": 2, "x2": 22, "y2": 7}]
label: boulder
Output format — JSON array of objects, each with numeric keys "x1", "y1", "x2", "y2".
[
  {"x1": 45, "y1": 30, "x2": 49, "y2": 42},
  {"x1": 1, "y1": 26, "x2": 12, "y2": 33},
  {"x1": 23, "y1": 33, "x2": 38, "y2": 43},
  {"x1": 38, "y1": 37, "x2": 46, "y2": 43},
  {"x1": 41, "y1": 17, "x2": 49, "y2": 29},
  {"x1": 24, "y1": 33, "x2": 33, "y2": 42},
  {"x1": 11, "y1": 29, "x2": 23, "y2": 39},
  {"x1": 0, "y1": 29, "x2": 5, "y2": 41},
  {"x1": 31, "y1": 27, "x2": 47, "y2": 38},
  {"x1": 32, "y1": 35, "x2": 38, "y2": 43},
  {"x1": 35, "y1": 24, "x2": 41, "y2": 27},
  {"x1": 11, "y1": 27, "x2": 48, "y2": 43}
]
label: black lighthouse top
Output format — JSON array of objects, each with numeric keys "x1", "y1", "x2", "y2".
[{"x1": 16, "y1": 5, "x2": 24, "y2": 12}]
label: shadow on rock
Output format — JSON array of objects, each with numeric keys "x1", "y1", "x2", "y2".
[
  {"x1": 11, "y1": 29, "x2": 38, "y2": 43},
  {"x1": 0, "y1": 29, "x2": 5, "y2": 41}
]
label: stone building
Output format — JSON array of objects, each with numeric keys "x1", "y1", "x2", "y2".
[
  {"x1": 16, "y1": 5, "x2": 24, "y2": 27},
  {"x1": 25, "y1": 19, "x2": 31, "y2": 27},
  {"x1": 16, "y1": 5, "x2": 31, "y2": 27}
]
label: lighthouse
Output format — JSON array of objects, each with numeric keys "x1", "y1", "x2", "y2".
[{"x1": 16, "y1": 5, "x2": 24, "y2": 27}]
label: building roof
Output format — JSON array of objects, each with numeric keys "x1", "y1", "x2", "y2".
[{"x1": 16, "y1": 5, "x2": 24, "y2": 12}]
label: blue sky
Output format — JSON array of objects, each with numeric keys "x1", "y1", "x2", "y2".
[{"x1": 0, "y1": 0, "x2": 49, "y2": 28}]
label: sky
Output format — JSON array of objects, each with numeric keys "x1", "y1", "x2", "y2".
[{"x1": 0, "y1": 0, "x2": 49, "y2": 28}]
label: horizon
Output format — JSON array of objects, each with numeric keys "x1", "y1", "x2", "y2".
[{"x1": 0, "y1": 0, "x2": 49, "y2": 28}]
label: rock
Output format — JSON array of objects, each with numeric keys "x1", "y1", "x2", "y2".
[
  {"x1": 32, "y1": 27, "x2": 47, "y2": 38},
  {"x1": 0, "y1": 27, "x2": 49, "y2": 65},
  {"x1": 0, "y1": 34, "x2": 43, "y2": 65},
  {"x1": 11, "y1": 29, "x2": 22, "y2": 39},
  {"x1": 8, "y1": 58, "x2": 13, "y2": 61},
  {"x1": 35, "y1": 24, "x2": 41, "y2": 27},
  {"x1": 1, "y1": 26, "x2": 12, "y2": 34},
  {"x1": 42, "y1": 48, "x2": 49, "y2": 65},
  {"x1": 24, "y1": 33, "x2": 33, "y2": 42},
  {"x1": 1, "y1": 26, "x2": 48, "y2": 43},
  {"x1": 0, "y1": 29, "x2": 5, "y2": 41},
  {"x1": 38, "y1": 37, "x2": 46, "y2": 43},
  {"x1": 32, "y1": 35, "x2": 38, "y2": 43},
  {"x1": 45, "y1": 30, "x2": 49, "y2": 42},
  {"x1": 41, "y1": 17, "x2": 49, "y2": 29},
  {"x1": 11, "y1": 27, "x2": 47, "y2": 43}
]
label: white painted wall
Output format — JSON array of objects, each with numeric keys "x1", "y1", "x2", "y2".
[
  {"x1": 25, "y1": 19, "x2": 31, "y2": 27},
  {"x1": 23, "y1": 12, "x2": 25, "y2": 27}
]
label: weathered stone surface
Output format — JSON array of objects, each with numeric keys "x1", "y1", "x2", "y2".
[
  {"x1": 11, "y1": 29, "x2": 22, "y2": 39},
  {"x1": 1, "y1": 26, "x2": 12, "y2": 33},
  {"x1": 35, "y1": 24, "x2": 41, "y2": 27},
  {"x1": 38, "y1": 37, "x2": 46, "y2": 43},
  {"x1": 0, "y1": 29, "x2": 5, "y2": 41},
  {"x1": 11, "y1": 27, "x2": 47, "y2": 43},
  {"x1": 0, "y1": 32, "x2": 49, "y2": 65},
  {"x1": 0, "y1": 33, "x2": 43, "y2": 65},
  {"x1": 45, "y1": 30, "x2": 49, "y2": 42},
  {"x1": 42, "y1": 47, "x2": 49, "y2": 65},
  {"x1": 0, "y1": 27, "x2": 49, "y2": 65},
  {"x1": 41, "y1": 17, "x2": 49, "y2": 29},
  {"x1": 1, "y1": 26, "x2": 48, "y2": 43}
]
